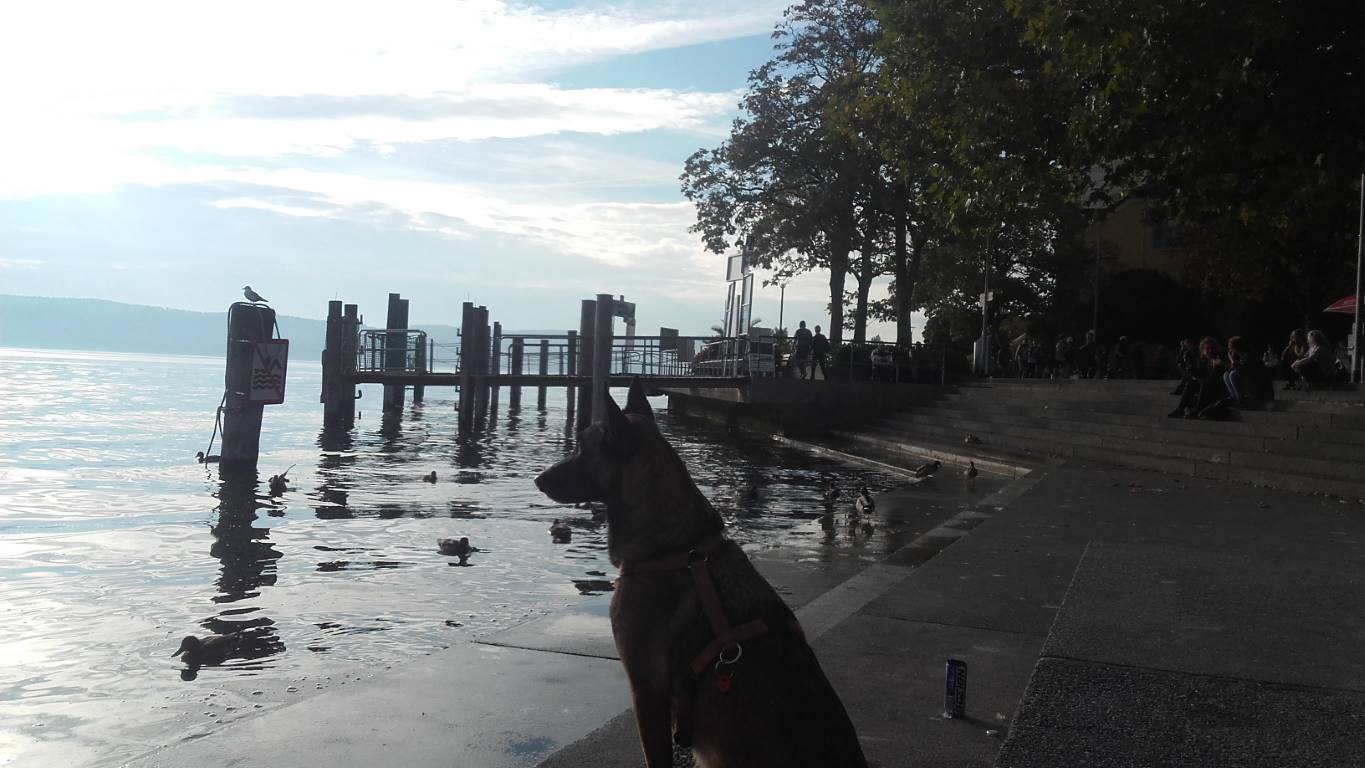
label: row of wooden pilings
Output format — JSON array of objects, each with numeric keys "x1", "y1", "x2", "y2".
[{"x1": 318, "y1": 292, "x2": 624, "y2": 434}]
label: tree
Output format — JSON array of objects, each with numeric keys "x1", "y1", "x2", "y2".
[
  {"x1": 1009, "y1": 0, "x2": 1365, "y2": 315},
  {"x1": 681, "y1": 0, "x2": 884, "y2": 346}
]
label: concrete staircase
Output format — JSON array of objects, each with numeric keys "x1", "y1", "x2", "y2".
[{"x1": 829, "y1": 379, "x2": 1365, "y2": 499}]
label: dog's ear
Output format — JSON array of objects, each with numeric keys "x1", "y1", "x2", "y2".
[
  {"x1": 602, "y1": 388, "x2": 634, "y2": 452},
  {"x1": 623, "y1": 377, "x2": 654, "y2": 421}
]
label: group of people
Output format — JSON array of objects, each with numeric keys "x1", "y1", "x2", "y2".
[
  {"x1": 1168, "y1": 328, "x2": 1344, "y2": 420},
  {"x1": 790, "y1": 320, "x2": 832, "y2": 380},
  {"x1": 1012, "y1": 330, "x2": 1148, "y2": 380}
]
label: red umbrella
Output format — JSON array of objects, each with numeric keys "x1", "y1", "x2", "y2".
[{"x1": 1324, "y1": 295, "x2": 1359, "y2": 314}]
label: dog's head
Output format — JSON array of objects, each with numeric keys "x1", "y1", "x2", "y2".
[{"x1": 534, "y1": 379, "x2": 656, "y2": 504}]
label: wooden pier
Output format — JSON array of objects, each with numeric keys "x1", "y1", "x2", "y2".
[{"x1": 319, "y1": 292, "x2": 749, "y2": 432}]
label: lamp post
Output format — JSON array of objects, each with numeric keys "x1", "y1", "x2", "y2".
[
  {"x1": 778, "y1": 281, "x2": 787, "y2": 333},
  {"x1": 1353, "y1": 173, "x2": 1363, "y2": 383}
]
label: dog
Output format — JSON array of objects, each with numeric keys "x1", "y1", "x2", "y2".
[{"x1": 535, "y1": 381, "x2": 867, "y2": 768}]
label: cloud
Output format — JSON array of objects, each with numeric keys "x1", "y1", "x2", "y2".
[{"x1": 0, "y1": 259, "x2": 45, "y2": 269}]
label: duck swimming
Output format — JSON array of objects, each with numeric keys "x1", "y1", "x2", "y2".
[
  {"x1": 549, "y1": 519, "x2": 572, "y2": 540},
  {"x1": 173, "y1": 633, "x2": 242, "y2": 666},
  {"x1": 965, "y1": 461, "x2": 979, "y2": 491},
  {"x1": 855, "y1": 486, "x2": 875, "y2": 514},
  {"x1": 423, "y1": 471, "x2": 438, "y2": 483},
  {"x1": 438, "y1": 536, "x2": 476, "y2": 565},
  {"x1": 913, "y1": 460, "x2": 941, "y2": 479},
  {"x1": 195, "y1": 451, "x2": 220, "y2": 464},
  {"x1": 268, "y1": 465, "x2": 294, "y2": 496}
]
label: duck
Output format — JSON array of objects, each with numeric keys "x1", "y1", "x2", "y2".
[
  {"x1": 965, "y1": 461, "x2": 979, "y2": 491},
  {"x1": 438, "y1": 536, "x2": 476, "y2": 565},
  {"x1": 963, "y1": 434, "x2": 981, "y2": 445},
  {"x1": 855, "y1": 486, "x2": 875, "y2": 514},
  {"x1": 822, "y1": 480, "x2": 842, "y2": 504},
  {"x1": 423, "y1": 471, "x2": 437, "y2": 483},
  {"x1": 913, "y1": 460, "x2": 942, "y2": 479},
  {"x1": 268, "y1": 464, "x2": 294, "y2": 496},
  {"x1": 549, "y1": 519, "x2": 572, "y2": 541},
  {"x1": 195, "y1": 451, "x2": 220, "y2": 464},
  {"x1": 172, "y1": 633, "x2": 243, "y2": 666}
]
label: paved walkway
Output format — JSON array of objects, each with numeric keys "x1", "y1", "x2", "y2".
[{"x1": 128, "y1": 460, "x2": 1365, "y2": 767}]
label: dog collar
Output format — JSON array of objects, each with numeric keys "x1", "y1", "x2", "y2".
[{"x1": 618, "y1": 532, "x2": 726, "y2": 575}]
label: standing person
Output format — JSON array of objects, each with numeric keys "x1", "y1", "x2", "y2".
[
  {"x1": 792, "y1": 320, "x2": 813, "y2": 379},
  {"x1": 1076, "y1": 330, "x2": 1098, "y2": 378},
  {"x1": 1171, "y1": 337, "x2": 1198, "y2": 394},
  {"x1": 810, "y1": 325, "x2": 831, "y2": 380}
]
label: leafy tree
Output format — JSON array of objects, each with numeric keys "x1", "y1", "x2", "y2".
[
  {"x1": 1009, "y1": 0, "x2": 1365, "y2": 316},
  {"x1": 682, "y1": 0, "x2": 883, "y2": 346}
]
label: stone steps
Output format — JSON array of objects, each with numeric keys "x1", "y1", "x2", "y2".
[{"x1": 838, "y1": 380, "x2": 1365, "y2": 500}]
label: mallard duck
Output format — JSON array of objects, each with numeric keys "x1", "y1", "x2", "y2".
[
  {"x1": 195, "y1": 451, "x2": 220, "y2": 464},
  {"x1": 423, "y1": 471, "x2": 437, "y2": 483},
  {"x1": 855, "y1": 486, "x2": 875, "y2": 514},
  {"x1": 965, "y1": 461, "x2": 979, "y2": 491},
  {"x1": 172, "y1": 633, "x2": 242, "y2": 666},
  {"x1": 268, "y1": 465, "x2": 294, "y2": 496},
  {"x1": 438, "y1": 536, "x2": 476, "y2": 564},
  {"x1": 549, "y1": 519, "x2": 572, "y2": 541}
]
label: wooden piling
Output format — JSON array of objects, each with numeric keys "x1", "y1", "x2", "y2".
[
  {"x1": 458, "y1": 301, "x2": 474, "y2": 430},
  {"x1": 592, "y1": 294, "x2": 614, "y2": 423},
  {"x1": 536, "y1": 338, "x2": 549, "y2": 411},
  {"x1": 221, "y1": 302, "x2": 275, "y2": 475},
  {"x1": 321, "y1": 300, "x2": 345, "y2": 427},
  {"x1": 576, "y1": 300, "x2": 595, "y2": 430},
  {"x1": 383, "y1": 293, "x2": 409, "y2": 413},
  {"x1": 413, "y1": 332, "x2": 427, "y2": 403},
  {"x1": 473, "y1": 307, "x2": 491, "y2": 420},
  {"x1": 510, "y1": 337, "x2": 524, "y2": 410},
  {"x1": 565, "y1": 330, "x2": 577, "y2": 422},
  {"x1": 489, "y1": 321, "x2": 502, "y2": 415}
]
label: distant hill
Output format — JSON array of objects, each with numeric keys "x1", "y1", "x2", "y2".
[{"x1": 0, "y1": 295, "x2": 464, "y2": 359}]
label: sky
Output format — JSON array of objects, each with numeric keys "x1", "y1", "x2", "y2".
[{"x1": 0, "y1": 0, "x2": 897, "y2": 339}]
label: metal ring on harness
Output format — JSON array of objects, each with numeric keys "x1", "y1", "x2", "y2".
[{"x1": 717, "y1": 643, "x2": 742, "y2": 666}]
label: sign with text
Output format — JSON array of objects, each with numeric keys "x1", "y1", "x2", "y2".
[{"x1": 249, "y1": 340, "x2": 289, "y2": 404}]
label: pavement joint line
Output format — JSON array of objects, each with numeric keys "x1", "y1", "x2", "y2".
[
  {"x1": 1036, "y1": 653, "x2": 1365, "y2": 698},
  {"x1": 854, "y1": 613, "x2": 1053, "y2": 639}
]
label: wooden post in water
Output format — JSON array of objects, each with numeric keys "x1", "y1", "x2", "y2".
[
  {"x1": 565, "y1": 330, "x2": 578, "y2": 422},
  {"x1": 489, "y1": 321, "x2": 502, "y2": 415},
  {"x1": 321, "y1": 300, "x2": 349, "y2": 428},
  {"x1": 473, "y1": 307, "x2": 491, "y2": 421},
  {"x1": 458, "y1": 301, "x2": 474, "y2": 430},
  {"x1": 221, "y1": 302, "x2": 275, "y2": 475},
  {"x1": 592, "y1": 293, "x2": 614, "y2": 423},
  {"x1": 413, "y1": 332, "x2": 427, "y2": 403},
  {"x1": 537, "y1": 338, "x2": 549, "y2": 411},
  {"x1": 510, "y1": 337, "x2": 525, "y2": 410},
  {"x1": 383, "y1": 293, "x2": 409, "y2": 413},
  {"x1": 576, "y1": 300, "x2": 596, "y2": 430}
]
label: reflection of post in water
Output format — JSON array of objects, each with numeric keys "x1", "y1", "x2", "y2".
[
  {"x1": 379, "y1": 409, "x2": 403, "y2": 449},
  {"x1": 211, "y1": 476, "x2": 282, "y2": 602},
  {"x1": 314, "y1": 428, "x2": 356, "y2": 519},
  {"x1": 455, "y1": 433, "x2": 486, "y2": 472}
]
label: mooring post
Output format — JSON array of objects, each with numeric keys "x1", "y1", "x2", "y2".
[
  {"x1": 536, "y1": 338, "x2": 549, "y2": 411},
  {"x1": 343, "y1": 304, "x2": 359, "y2": 422},
  {"x1": 221, "y1": 302, "x2": 275, "y2": 475},
  {"x1": 383, "y1": 293, "x2": 409, "y2": 413},
  {"x1": 576, "y1": 300, "x2": 596, "y2": 430},
  {"x1": 592, "y1": 294, "x2": 615, "y2": 423},
  {"x1": 458, "y1": 301, "x2": 474, "y2": 430},
  {"x1": 321, "y1": 300, "x2": 345, "y2": 427},
  {"x1": 489, "y1": 321, "x2": 502, "y2": 414},
  {"x1": 565, "y1": 330, "x2": 578, "y2": 421},
  {"x1": 474, "y1": 307, "x2": 491, "y2": 420},
  {"x1": 413, "y1": 332, "x2": 426, "y2": 403},
  {"x1": 510, "y1": 337, "x2": 524, "y2": 410}
]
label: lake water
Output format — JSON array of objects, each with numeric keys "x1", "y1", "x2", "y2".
[{"x1": 0, "y1": 346, "x2": 928, "y2": 767}]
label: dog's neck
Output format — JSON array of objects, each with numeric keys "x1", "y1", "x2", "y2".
[{"x1": 606, "y1": 459, "x2": 724, "y2": 566}]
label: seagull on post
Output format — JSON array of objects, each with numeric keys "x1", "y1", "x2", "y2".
[{"x1": 242, "y1": 285, "x2": 268, "y2": 303}]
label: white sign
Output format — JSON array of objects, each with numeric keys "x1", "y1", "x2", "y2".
[{"x1": 249, "y1": 340, "x2": 289, "y2": 404}]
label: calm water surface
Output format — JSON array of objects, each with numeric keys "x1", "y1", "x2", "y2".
[{"x1": 0, "y1": 347, "x2": 935, "y2": 767}]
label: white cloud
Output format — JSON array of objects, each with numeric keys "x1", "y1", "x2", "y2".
[{"x1": 0, "y1": 259, "x2": 45, "y2": 269}]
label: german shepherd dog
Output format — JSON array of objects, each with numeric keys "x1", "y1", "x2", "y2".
[{"x1": 535, "y1": 382, "x2": 867, "y2": 768}]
